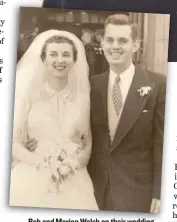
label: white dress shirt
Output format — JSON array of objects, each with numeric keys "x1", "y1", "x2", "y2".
[{"x1": 108, "y1": 63, "x2": 135, "y2": 142}]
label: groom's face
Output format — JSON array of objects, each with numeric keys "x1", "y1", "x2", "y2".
[{"x1": 102, "y1": 24, "x2": 139, "y2": 67}]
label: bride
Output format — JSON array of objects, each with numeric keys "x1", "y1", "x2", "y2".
[{"x1": 10, "y1": 30, "x2": 98, "y2": 210}]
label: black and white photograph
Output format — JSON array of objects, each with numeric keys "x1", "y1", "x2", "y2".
[{"x1": 9, "y1": 7, "x2": 169, "y2": 213}]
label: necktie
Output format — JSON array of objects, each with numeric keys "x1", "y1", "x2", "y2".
[{"x1": 112, "y1": 75, "x2": 122, "y2": 116}]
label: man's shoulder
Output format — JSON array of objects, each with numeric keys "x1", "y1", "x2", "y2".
[
  {"x1": 144, "y1": 69, "x2": 166, "y2": 85},
  {"x1": 140, "y1": 69, "x2": 166, "y2": 97},
  {"x1": 90, "y1": 71, "x2": 109, "y2": 87},
  {"x1": 135, "y1": 65, "x2": 166, "y2": 88},
  {"x1": 91, "y1": 70, "x2": 109, "y2": 80}
]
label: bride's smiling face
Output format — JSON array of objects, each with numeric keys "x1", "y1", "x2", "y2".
[{"x1": 43, "y1": 41, "x2": 76, "y2": 79}]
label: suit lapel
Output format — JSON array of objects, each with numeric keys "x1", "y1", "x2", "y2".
[{"x1": 111, "y1": 65, "x2": 155, "y2": 152}]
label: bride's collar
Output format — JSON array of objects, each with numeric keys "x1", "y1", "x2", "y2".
[{"x1": 44, "y1": 82, "x2": 71, "y2": 99}]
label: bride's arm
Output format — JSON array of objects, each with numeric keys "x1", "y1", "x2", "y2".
[
  {"x1": 61, "y1": 127, "x2": 92, "y2": 173},
  {"x1": 72, "y1": 128, "x2": 92, "y2": 168},
  {"x1": 12, "y1": 98, "x2": 38, "y2": 166},
  {"x1": 13, "y1": 143, "x2": 38, "y2": 166}
]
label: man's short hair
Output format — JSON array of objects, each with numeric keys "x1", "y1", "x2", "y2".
[{"x1": 104, "y1": 14, "x2": 139, "y2": 41}]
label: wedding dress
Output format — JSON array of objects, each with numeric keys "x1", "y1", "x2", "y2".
[{"x1": 9, "y1": 83, "x2": 98, "y2": 210}]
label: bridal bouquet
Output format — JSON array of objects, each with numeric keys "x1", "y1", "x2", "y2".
[{"x1": 36, "y1": 140, "x2": 84, "y2": 193}]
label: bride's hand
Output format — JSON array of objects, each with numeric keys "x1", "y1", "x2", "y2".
[
  {"x1": 26, "y1": 138, "x2": 37, "y2": 152},
  {"x1": 62, "y1": 142, "x2": 83, "y2": 170},
  {"x1": 35, "y1": 155, "x2": 49, "y2": 171},
  {"x1": 50, "y1": 155, "x2": 67, "y2": 181},
  {"x1": 64, "y1": 141, "x2": 83, "y2": 156},
  {"x1": 57, "y1": 163, "x2": 73, "y2": 179}
]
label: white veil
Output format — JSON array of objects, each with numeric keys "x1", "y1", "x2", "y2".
[{"x1": 14, "y1": 30, "x2": 91, "y2": 136}]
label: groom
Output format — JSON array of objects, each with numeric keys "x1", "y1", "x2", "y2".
[{"x1": 87, "y1": 14, "x2": 166, "y2": 213}]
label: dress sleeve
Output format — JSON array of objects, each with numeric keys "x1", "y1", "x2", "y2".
[
  {"x1": 12, "y1": 96, "x2": 32, "y2": 166},
  {"x1": 74, "y1": 127, "x2": 92, "y2": 168},
  {"x1": 13, "y1": 97, "x2": 31, "y2": 145},
  {"x1": 60, "y1": 126, "x2": 92, "y2": 175},
  {"x1": 152, "y1": 78, "x2": 166, "y2": 199}
]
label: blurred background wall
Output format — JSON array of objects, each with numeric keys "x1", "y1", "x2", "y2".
[{"x1": 18, "y1": 8, "x2": 170, "y2": 75}]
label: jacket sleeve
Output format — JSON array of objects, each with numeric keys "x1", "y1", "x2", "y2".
[{"x1": 152, "y1": 76, "x2": 166, "y2": 199}]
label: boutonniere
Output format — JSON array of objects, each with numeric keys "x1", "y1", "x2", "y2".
[{"x1": 137, "y1": 86, "x2": 152, "y2": 99}]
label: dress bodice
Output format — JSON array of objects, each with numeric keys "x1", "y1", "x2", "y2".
[{"x1": 20, "y1": 83, "x2": 81, "y2": 156}]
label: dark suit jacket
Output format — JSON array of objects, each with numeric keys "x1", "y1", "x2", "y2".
[{"x1": 88, "y1": 65, "x2": 166, "y2": 212}]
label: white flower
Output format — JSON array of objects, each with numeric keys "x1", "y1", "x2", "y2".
[{"x1": 137, "y1": 86, "x2": 152, "y2": 98}]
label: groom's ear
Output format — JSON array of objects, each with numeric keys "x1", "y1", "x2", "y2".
[{"x1": 132, "y1": 39, "x2": 140, "y2": 53}]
